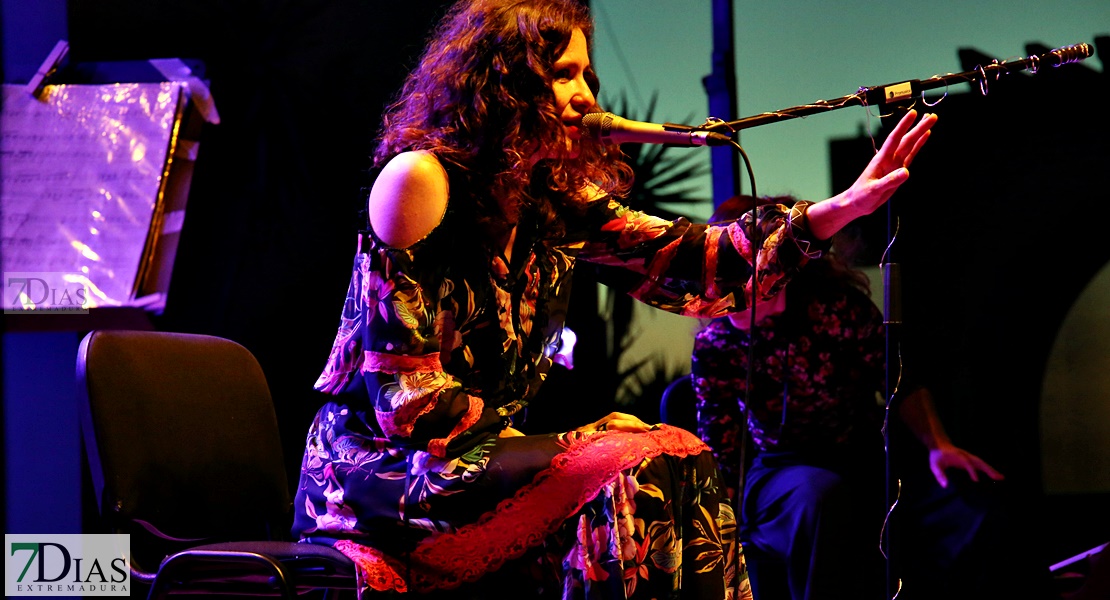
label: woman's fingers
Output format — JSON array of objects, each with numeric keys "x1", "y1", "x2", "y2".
[
  {"x1": 902, "y1": 126, "x2": 933, "y2": 168},
  {"x1": 899, "y1": 113, "x2": 937, "y2": 164},
  {"x1": 885, "y1": 111, "x2": 937, "y2": 168},
  {"x1": 872, "y1": 110, "x2": 917, "y2": 166},
  {"x1": 594, "y1": 411, "x2": 657, "y2": 433},
  {"x1": 858, "y1": 110, "x2": 937, "y2": 198}
]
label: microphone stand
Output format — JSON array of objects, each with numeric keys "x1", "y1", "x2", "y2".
[
  {"x1": 880, "y1": 172, "x2": 903, "y2": 600},
  {"x1": 701, "y1": 41, "x2": 1094, "y2": 600},
  {"x1": 702, "y1": 42, "x2": 1092, "y2": 134}
]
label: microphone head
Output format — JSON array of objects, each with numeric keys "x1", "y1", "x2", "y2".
[
  {"x1": 581, "y1": 112, "x2": 616, "y2": 140},
  {"x1": 580, "y1": 111, "x2": 733, "y2": 147}
]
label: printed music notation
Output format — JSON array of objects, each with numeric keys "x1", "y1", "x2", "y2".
[{"x1": 1, "y1": 82, "x2": 186, "y2": 309}]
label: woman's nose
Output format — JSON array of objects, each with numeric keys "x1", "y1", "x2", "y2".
[{"x1": 572, "y1": 78, "x2": 595, "y2": 110}]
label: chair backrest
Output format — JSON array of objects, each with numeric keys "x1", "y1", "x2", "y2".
[
  {"x1": 77, "y1": 330, "x2": 292, "y2": 543},
  {"x1": 660, "y1": 373, "x2": 698, "y2": 434}
]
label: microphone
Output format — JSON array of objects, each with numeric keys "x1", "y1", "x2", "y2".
[{"x1": 581, "y1": 112, "x2": 733, "y2": 147}]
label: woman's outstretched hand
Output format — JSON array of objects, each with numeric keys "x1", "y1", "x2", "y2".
[{"x1": 807, "y1": 109, "x2": 938, "y2": 240}]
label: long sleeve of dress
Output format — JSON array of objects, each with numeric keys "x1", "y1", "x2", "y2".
[{"x1": 572, "y1": 198, "x2": 825, "y2": 318}]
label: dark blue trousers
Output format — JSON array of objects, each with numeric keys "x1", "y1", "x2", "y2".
[{"x1": 738, "y1": 442, "x2": 1042, "y2": 600}]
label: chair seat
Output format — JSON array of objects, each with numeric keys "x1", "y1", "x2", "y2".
[{"x1": 149, "y1": 540, "x2": 357, "y2": 597}]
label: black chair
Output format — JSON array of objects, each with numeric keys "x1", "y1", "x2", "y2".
[{"x1": 77, "y1": 329, "x2": 358, "y2": 599}]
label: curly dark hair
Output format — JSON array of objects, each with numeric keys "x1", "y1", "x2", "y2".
[
  {"x1": 374, "y1": 0, "x2": 633, "y2": 237},
  {"x1": 711, "y1": 194, "x2": 872, "y2": 302}
]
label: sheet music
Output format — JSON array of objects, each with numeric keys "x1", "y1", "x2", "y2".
[{"x1": 1, "y1": 82, "x2": 185, "y2": 309}]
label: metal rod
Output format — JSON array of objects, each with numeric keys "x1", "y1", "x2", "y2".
[{"x1": 707, "y1": 43, "x2": 1093, "y2": 133}]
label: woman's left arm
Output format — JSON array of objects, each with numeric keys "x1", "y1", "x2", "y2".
[{"x1": 574, "y1": 199, "x2": 819, "y2": 317}]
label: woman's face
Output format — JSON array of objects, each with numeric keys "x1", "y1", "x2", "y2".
[{"x1": 541, "y1": 27, "x2": 596, "y2": 160}]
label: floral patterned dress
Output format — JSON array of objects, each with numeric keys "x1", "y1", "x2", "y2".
[{"x1": 292, "y1": 187, "x2": 821, "y2": 599}]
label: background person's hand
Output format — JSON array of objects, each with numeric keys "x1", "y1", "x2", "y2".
[{"x1": 928, "y1": 443, "x2": 1005, "y2": 488}]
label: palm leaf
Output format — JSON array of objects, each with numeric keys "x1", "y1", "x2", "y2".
[{"x1": 603, "y1": 92, "x2": 713, "y2": 220}]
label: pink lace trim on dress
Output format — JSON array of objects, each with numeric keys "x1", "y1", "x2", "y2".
[
  {"x1": 332, "y1": 540, "x2": 409, "y2": 593},
  {"x1": 334, "y1": 425, "x2": 709, "y2": 596},
  {"x1": 427, "y1": 394, "x2": 485, "y2": 458},
  {"x1": 375, "y1": 392, "x2": 437, "y2": 439},
  {"x1": 364, "y1": 350, "x2": 443, "y2": 374},
  {"x1": 374, "y1": 372, "x2": 454, "y2": 439}
]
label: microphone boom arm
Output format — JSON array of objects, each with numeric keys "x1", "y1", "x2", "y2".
[{"x1": 703, "y1": 42, "x2": 1093, "y2": 133}]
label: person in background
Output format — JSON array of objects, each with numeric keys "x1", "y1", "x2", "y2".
[
  {"x1": 290, "y1": 0, "x2": 937, "y2": 597},
  {"x1": 691, "y1": 194, "x2": 1047, "y2": 600}
]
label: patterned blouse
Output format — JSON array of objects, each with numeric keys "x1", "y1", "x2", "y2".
[
  {"x1": 313, "y1": 194, "x2": 822, "y2": 458},
  {"x1": 297, "y1": 184, "x2": 821, "y2": 597},
  {"x1": 691, "y1": 284, "x2": 887, "y2": 486}
]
